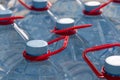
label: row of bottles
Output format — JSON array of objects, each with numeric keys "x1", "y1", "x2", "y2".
[{"x1": 0, "y1": 0, "x2": 119, "y2": 80}]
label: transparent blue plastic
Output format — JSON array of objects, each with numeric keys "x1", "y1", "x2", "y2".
[
  {"x1": 0, "y1": 24, "x2": 25, "y2": 79},
  {"x1": 2, "y1": 59, "x2": 67, "y2": 80},
  {"x1": 104, "y1": 2, "x2": 120, "y2": 24},
  {"x1": 75, "y1": 14, "x2": 120, "y2": 67},
  {"x1": 50, "y1": 0, "x2": 83, "y2": 20},
  {"x1": 17, "y1": 10, "x2": 55, "y2": 41},
  {"x1": 48, "y1": 32, "x2": 97, "y2": 79}
]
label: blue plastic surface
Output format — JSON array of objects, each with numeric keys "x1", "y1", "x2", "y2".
[{"x1": 50, "y1": 0, "x2": 83, "y2": 20}]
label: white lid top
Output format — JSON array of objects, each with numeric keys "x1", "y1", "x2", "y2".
[
  {"x1": 84, "y1": 1, "x2": 101, "y2": 12},
  {"x1": 104, "y1": 55, "x2": 120, "y2": 75},
  {"x1": 85, "y1": 1, "x2": 100, "y2": 6},
  {"x1": 56, "y1": 18, "x2": 75, "y2": 30},
  {"x1": 26, "y1": 40, "x2": 48, "y2": 56},
  {"x1": 0, "y1": 10, "x2": 12, "y2": 18},
  {"x1": 32, "y1": 0, "x2": 48, "y2": 8}
]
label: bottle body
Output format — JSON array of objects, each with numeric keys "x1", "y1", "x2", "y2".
[
  {"x1": 2, "y1": 59, "x2": 65, "y2": 80},
  {"x1": 50, "y1": 0, "x2": 83, "y2": 20},
  {"x1": 18, "y1": 10, "x2": 55, "y2": 41},
  {"x1": 75, "y1": 15, "x2": 120, "y2": 67},
  {"x1": 48, "y1": 33, "x2": 98, "y2": 80},
  {"x1": 0, "y1": 24, "x2": 25, "y2": 78}
]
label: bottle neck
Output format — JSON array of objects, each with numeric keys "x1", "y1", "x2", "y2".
[
  {"x1": 0, "y1": 24, "x2": 13, "y2": 32},
  {"x1": 83, "y1": 10, "x2": 102, "y2": 16},
  {"x1": 83, "y1": 13, "x2": 102, "y2": 18},
  {"x1": 30, "y1": 10, "x2": 48, "y2": 14},
  {"x1": 106, "y1": 72, "x2": 120, "y2": 77}
]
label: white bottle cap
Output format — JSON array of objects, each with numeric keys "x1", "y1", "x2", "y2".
[
  {"x1": 32, "y1": 0, "x2": 48, "y2": 8},
  {"x1": 26, "y1": 40, "x2": 48, "y2": 56},
  {"x1": 104, "y1": 55, "x2": 120, "y2": 76},
  {"x1": 56, "y1": 18, "x2": 75, "y2": 30},
  {"x1": 84, "y1": 1, "x2": 101, "y2": 12},
  {"x1": 0, "y1": 10, "x2": 12, "y2": 18}
]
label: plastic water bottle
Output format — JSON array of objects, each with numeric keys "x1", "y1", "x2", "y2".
[
  {"x1": 2, "y1": 37, "x2": 71, "y2": 80},
  {"x1": 103, "y1": 0, "x2": 120, "y2": 24},
  {"x1": 16, "y1": 0, "x2": 55, "y2": 40},
  {"x1": 0, "y1": 9, "x2": 25, "y2": 79},
  {"x1": 75, "y1": 1, "x2": 120, "y2": 65},
  {"x1": 83, "y1": 43, "x2": 120, "y2": 80},
  {"x1": 50, "y1": 0, "x2": 83, "y2": 20},
  {"x1": 7, "y1": 0, "x2": 57, "y2": 14},
  {"x1": 48, "y1": 18, "x2": 98, "y2": 80}
]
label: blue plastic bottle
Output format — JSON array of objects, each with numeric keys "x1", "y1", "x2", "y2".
[
  {"x1": 0, "y1": 9, "x2": 25, "y2": 79},
  {"x1": 103, "y1": 0, "x2": 120, "y2": 24},
  {"x1": 2, "y1": 39, "x2": 69, "y2": 80},
  {"x1": 50, "y1": 0, "x2": 83, "y2": 20},
  {"x1": 16, "y1": 0, "x2": 55, "y2": 41},
  {"x1": 83, "y1": 43, "x2": 120, "y2": 80},
  {"x1": 48, "y1": 18, "x2": 97, "y2": 80},
  {"x1": 75, "y1": 1, "x2": 120, "y2": 66}
]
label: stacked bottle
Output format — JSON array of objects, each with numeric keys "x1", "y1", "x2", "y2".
[
  {"x1": 0, "y1": 0, "x2": 119, "y2": 80},
  {"x1": 2, "y1": 36, "x2": 70, "y2": 80},
  {"x1": 75, "y1": 1, "x2": 120, "y2": 68},
  {"x1": 49, "y1": 18, "x2": 98, "y2": 80},
  {"x1": 16, "y1": 0, "x2": 55, "y2": 40},
  {"x1": 0, "y1": 9, "x2": 25, "y2": 79},
  {"x1": 83, "y1": 43, "x2": 120, "y2": 80}
]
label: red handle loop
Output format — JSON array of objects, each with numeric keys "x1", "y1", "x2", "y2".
[
  {"x1": 0, "y1": 16, "x2": 24, "y2": 25},
  {"x1": 18, "y1": 0, "x2": 51, "y2": 11},
  {"x1": 0, "y1": 16, "x2": 24, "y2": 21},
  {"x1": 23, "y1": 36, "x2": 69, "y2": 61},
  {"x1": 51, "y1": 24, "x2": 92, "y2": 35},
  {"x1": 112, "y1": 0, "x2": 120, "y2": 3},
  {"x1": 90, "y1": 0, "x2": 113, "y2": 14},
  {"x1": 82, "y1": 43, "x2": 120, "y2": 79}
]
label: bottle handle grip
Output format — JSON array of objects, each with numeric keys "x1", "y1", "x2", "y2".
[
  {"x1": 51, "y1": 24, "x2": 92, "y2": 34},
  {"x1": 23, "y1": 36, "x2": 69, "y2": 61},
  {"x1": 47, "y1": 36, "x2": 69, "y2": 56},
  {"x1": 82, "y1": 43, "x2": 120, "y2": 78},
  {"x1": 0, "y1": 16, "x2": 24, "y2": 21},
  {"x1": 90, "y1": 0, "x2": 113, "y2": 13},
  {"x1": 0, "y1": 16, "x2": 24, "y2": 25}
]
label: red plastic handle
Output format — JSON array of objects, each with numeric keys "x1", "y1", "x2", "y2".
[
  {"x1": 47, "y1": 36, "x2": 69, "y2": 56},
  {"x1": 23, "y1": 36, "x2": 69, "y2": 61},
  {"x1": 18, "y1": 0, "x2": 51, "y2": 11},
  {"x1": 0, "y1": 16, "x2": 24, "y2": 21},
  {"x1": 90, "y1": 0, "x2": 113, "y2": 13},
  {"x1": 112, "y1": 0, "x2": 120, "y2": 3},
  {"x1": 51, "y1": 24, "x2": 92, "y2": 34},
  {"x1": 82, "y1": 43, "x2": 120, "y2": 78},
  {"x1": 48, "y1": 36, "x2": 66, "y2": 45},
  {"x1": 0, "y1": 16, "x2": 24, "y2": 25}
]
